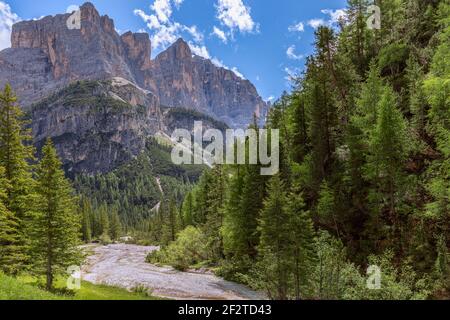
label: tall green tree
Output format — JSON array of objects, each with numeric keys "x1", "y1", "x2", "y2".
[
  {"x1": 365, "y1": 86, "x2": 409, "y2": 252},
  {"x1": 0, "y1": 166, "x2": 21, "y2": 274},
  {"x1": 30, "y1": 139, "x2": 82, "y2": 290},
  {"x1": 285, "y1": 184, "x2": 316, "y2": 300},
  {"x1": 80, "y1": 197, "x2": 92, "y2": 243},
  {"x1": 257, "y1": 175, "x2": 291, "y2": 300},
  {"x1": 0, "y1": 84, "x2": 36, "y2": 274},
  {"x1": 109, "y1": 209, "x2": 122, "y2": 241}
]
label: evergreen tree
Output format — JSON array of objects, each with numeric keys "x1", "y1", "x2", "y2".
[
  {"x1": 0, "y1": 166, "x2": 21, "y2": 274},
  {"x1": 109, "y1": 209, "x2": 122, "y2": 241},
  {"x1": 365, "y1": 86, "x2": 408, "y2": 252},
  {"x1": 99, "y1": 205, "x2": 110, "y2": 239},
  {"x1": 0, "y1": 84, "x2": 36, "y2": 274},
  {"x1": 222, "y1": 166, "x2": 246, "y2": 258},
  {"x1": 80, "y1": 197, "x2": 92, "y2": 243},
  {"x1": 285, "y1": 184, "x2": 316, "y2": 299},
  {"x1": 30, "y1": 139, "x2": 82, "y2": 290},
  {"x1": 181, "y1": 192, "x2": 194, "y2": 227},
  {"x1": 257, "y1": 175, "x2": 290, "y2": 300}
]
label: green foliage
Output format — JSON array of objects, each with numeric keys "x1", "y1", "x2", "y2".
[
  {"x1": 156, "y1": 0, "x2": 450, "y2": 300},
  {"x1": 0, "y1": 273, "x2": 160, "y2": 300},
  {"x1": 29, "y1": 139, "x2": 82, "y2": 290},
  {"x1": 0, "y1": 272, "x2": 65, "y2": 300},
  {"x1": 147, "y1": 226, "x2": 208, "y2": 271},
  {"x1": 0, "y1": 84, "x2": 36, "y2": 274},
  {"x1": 74, "y1": 138, "x2": 201, "y2": 235}
]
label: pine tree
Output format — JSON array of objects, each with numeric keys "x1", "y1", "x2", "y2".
[
  {"x1": 353, "y1": 62, "x2": 384, "y2": 135},
  {"x1": 167, "y1": 196, "x2": 178, "y2": 242},
  {"x1": 30, "y1": 139, "x2": 82, "y2": 290},
  {"x1": 203, "y1": 166, "x2": 226, "y2": 260},
  {"x1": 181, "y1": 192, "x2": 194, "y2": 227},
  {"x1": 222, "y1": 166, "x2": 245, "y2": 258},
  {"x1": 365, "y1": 86, "x2": 408, "y2": 252},
  {"x1": 99, "y1": 204, "x2": 110, "y2": 239},
  {"x1": 0, "y1": 84, "x2": 36, "y2": 274},
  {"x1": 285, "y1": 184, "x2": 316, "y2": 300},
  {"x1": 109, "y1": 209, "x2": 122, "y2": 241},
  {"x1": 317, "y1": 181, "x2": 340, "y2": 238},
  {"x1": 0, "y1": 166, "x2": 21, "y2": 274},
  {"x1": 257, "y1": 175, "x2": 290, "y2": 300},
  {"x1": 80, "y1": 197, "x2": 92, "y2": 243}
]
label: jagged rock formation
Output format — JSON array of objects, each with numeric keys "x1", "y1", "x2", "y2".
[
  {"x1": 31, "y1": 78, "x2": 163, "y2": 174},
  {"x1": 0, "y1": 2, "x2": 267, "y2": 128}
]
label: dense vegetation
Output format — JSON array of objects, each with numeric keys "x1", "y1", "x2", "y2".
[
  {"x1": 149, "y1": 0, "x2": 450, "y2": 300},
  {"x1": 74, "y1": 138, "x2": 205, "y2": 243},
  {"x1": 0, "y1": 85, "x2": 82, "y2": 291}
]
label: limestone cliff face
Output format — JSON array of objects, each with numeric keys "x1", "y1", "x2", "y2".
[
  {"x1": 0, "y1": 2, "x2": 267, "y2": 129},
  {"x1": 146, "y1": 39, "x2": 267, "y2": 128},
  {"x1": 32, "y1": 78, "x2": 163, "y2": 174}
]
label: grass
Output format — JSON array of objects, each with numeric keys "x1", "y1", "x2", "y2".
[
  {"x1": 0, "y1": 273, "x2": 64, "y2": 300},
  {"x1": 0, "y1": 273, "x2": 161, "y2": 300}
]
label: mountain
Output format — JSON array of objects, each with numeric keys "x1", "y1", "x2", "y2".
[{"x1": 0, "y1": 2, "x2": 268, "y2": 129}]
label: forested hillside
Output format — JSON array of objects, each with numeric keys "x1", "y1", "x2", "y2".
[
  {"x1": 149, "y1": 0, "x2": 450, "y2": 300},
  {"x1": 74, "y1": 138, "x2": 205, "y2": 243}
]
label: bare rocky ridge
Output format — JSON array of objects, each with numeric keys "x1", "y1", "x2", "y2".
[
  {"x1": 0, "y1": 2, "x2": 268, "y2": 129},
  {"x1": 31, "y1": 78, "x2": 164, "y2": 174}
]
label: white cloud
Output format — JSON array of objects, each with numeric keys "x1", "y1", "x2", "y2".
[
  {"x1": 0, "y1": 1, "x2": 20, "y2": 50},
  {"x1": 135, "y1": 0, "x2": 245, "y2": 80},
  {"x1": 211, "y1": 57, "x2": 226, "y2": 68},
  {"x1": 66, "y1": 5, "x2": 80, "y2": 13},
  {"x1": 286, "y1": 45, "x2": 303, "y2": 60},
  {"x1": 231, "y1": 67, "x2": 244, "y2": 79},
  {"x1": 216, "y1": 0, "x2": 257, "y2": 34},
  {"x1": 265, "y1": 96, "x2": 275, "y2": 102},
  {"x1": 173, "y1": 0, "x2": 184, "y2": 9},
  {"x1": 134, "y1": 9, "x2": 161, "y2": 29},
  {"x1": 212, "y1": 26, "x2": 227, "y2": 43},
  {"x1": 209, "y1": 57, "x2": 245, "y2": 79},
  {"x1": 321, "y1": 9, "x2": 347, "y2": 24},
  {"x1": 307, "y1": 8, "x2": 347, "y2": 30},
  {"x1": 288, "y1": 22, "x2": 304, "y2": 33},
  {"x1": 134, "y1": 0, "x2": 204, "y2": 52},
  {"x1": 307, "y1": 18, "x2": 326, "y2": 29},
  {"x1": 189, "y1": 42, "x2": 210, "y2": 59},
  {"x1": 151, "y1": 0, "x2": 172, "y2": 23}
]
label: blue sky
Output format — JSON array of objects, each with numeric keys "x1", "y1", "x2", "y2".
[{"x1": 0, "y1": 0, "x2": 348, "y2": 102}]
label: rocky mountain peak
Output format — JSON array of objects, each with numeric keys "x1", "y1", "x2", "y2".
[
  {"x1": 1, "y1": 2, "x2": 268, "y2": 128},
  {"x1": 171, "y1": 38, "x2": 192, "y2": 59},
  {"x1": 120, "y1": 32, "x2": 152, "y2": 72}
]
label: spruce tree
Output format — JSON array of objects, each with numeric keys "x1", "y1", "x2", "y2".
[
  {"x1": 0, "y1": 166, "x2": 21, "y2": 274},
  {"x1": 222, "y1": 166, "x2": 245, "y2": 258},
  {"x1": 109, "y1": 209, "x2": 122, "y2": 241},
  {"x1": 0, "y1": 84, "x2": 36, "y2": 274},
  {"x1": 99, "y1": 204, "x2": 110, "y2": 240},
  {"x1": 181, "y1": 192, "x2": 194, "y2": 227},
  {"x1": 365, "y1": 86, "x2": 408, "y2": 252},
  {"x1": 285, "y1": 184, "x2": 316, "y2": 300},
  {"x1": 257, "y1": 175, "x2": 290, "y2": 300},
  {"x1": 80, "y1": 197, "x2": 92, "y2": 243},
  {"x1": 30, "y1": 139, "x2": 82, "y2": 290}
]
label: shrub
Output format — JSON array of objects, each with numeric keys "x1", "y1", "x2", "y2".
[{"x1": 147, "y1": 226, "x2": 208, "y2": 271}]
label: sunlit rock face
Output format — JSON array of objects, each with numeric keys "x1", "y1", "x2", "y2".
[{"x1": 0, "y1": 2, "x2": 267, "y2": 129}]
